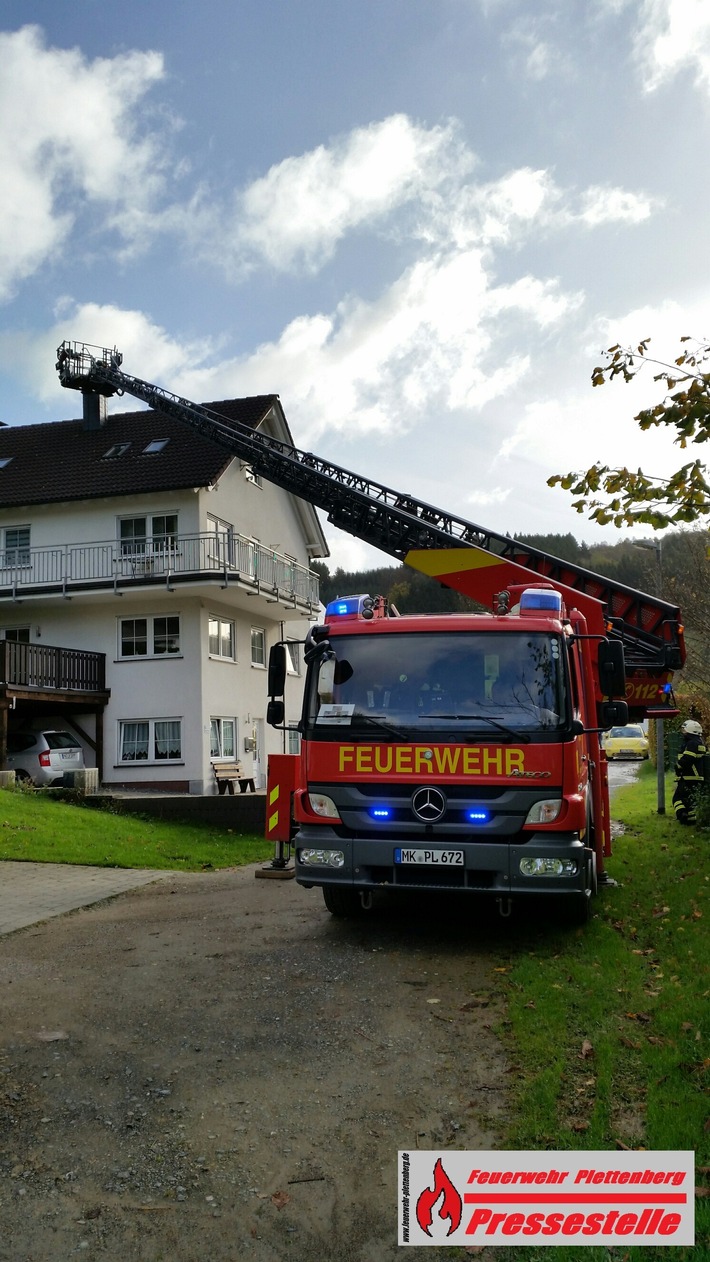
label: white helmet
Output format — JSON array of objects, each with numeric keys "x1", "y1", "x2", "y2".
[{"x1": 682, "y1": 719, "x2": 703, "y2": 736}]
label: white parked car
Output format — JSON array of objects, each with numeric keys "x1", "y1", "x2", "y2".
[{"x1": 6, "y1": 730, "x2": 85, "y2": 786}]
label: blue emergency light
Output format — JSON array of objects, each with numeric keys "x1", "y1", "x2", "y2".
[
  {"x1": 519, "y1": 589, "x2": 563, "y2": 616},
  {"x1": 466, "y1": 808, "x2": 490, "y2": 824},
  {"x1": 325, "y1": 593, "x2": 372, "y2": 618}
]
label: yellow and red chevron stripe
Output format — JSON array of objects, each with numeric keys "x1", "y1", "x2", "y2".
[{"x1": 405, "y1": 546, "x2": 539, "y2": 608}]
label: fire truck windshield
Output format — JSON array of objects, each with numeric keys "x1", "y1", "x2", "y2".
[{"x1": 305, "y1": 631, "x2": 566, "y2": 737}]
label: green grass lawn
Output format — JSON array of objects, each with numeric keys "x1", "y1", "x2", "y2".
[
  {"x1": 0, "y1": 786, "x2": 272, "y2": 870},
  {"x1": 489, "y1": 761, "x2": 708, "y2": 1261}
]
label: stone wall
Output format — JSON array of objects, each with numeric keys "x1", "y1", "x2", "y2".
[{"x1": 98, "y1": 792, "x2": 266, "y2": 833}]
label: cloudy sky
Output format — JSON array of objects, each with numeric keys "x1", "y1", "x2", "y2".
[{"x1": 1, "y1": 0, "x2": 709, "y2": 569}]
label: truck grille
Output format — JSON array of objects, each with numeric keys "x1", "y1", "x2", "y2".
[{"x1": 367, "y1": 864, "x2": 497, "y2": 890}]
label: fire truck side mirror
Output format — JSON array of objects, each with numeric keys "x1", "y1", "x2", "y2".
[
  {"x1": 599, "y1": 699, "x2": 629, "y2": 729},
  {"x1": 267, "y1": 699, "x2": 285, "y2": 727},
  {"x1": 597, "y1": 639, "x2": 626, "y2": 698},
  {"x1": 268, "y1": 644, "x2": 287, "y2": 698}
]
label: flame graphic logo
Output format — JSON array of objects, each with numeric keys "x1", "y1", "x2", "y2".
[{"x1": 415, "y1": 1157, "x2": 462, "y2": 1237}]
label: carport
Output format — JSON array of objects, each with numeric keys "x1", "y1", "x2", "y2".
[{"x1": 0, "y1": 641, "x2": 110, "y2": 777}]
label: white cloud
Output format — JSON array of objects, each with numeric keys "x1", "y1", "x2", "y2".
[
  {"x1": 0, "y1": 25, "x2": 168, "y2": 300},
  {"x1": 416, "y1": 164, "x2": 655, "y2": 255},
  {"x1": 0, "y1": 37, "x2": 656, "y2": 299},
  {"x1": 524, "y1": 40, "x2": 555, "y2": 80},
  {"x1": 217, "y1": 114, "x2": 473, "y2": 276},
  {"x1": 483, "y1": 1, "x2": 710, "y2": 98},
  {"x1": 502, "y1": 17, "x2": 567, "y2": 83},
  {"x1": 5, "y1": 231, "x2": 580, "y2": 444},
  {"x1": 634, "y1": 0, "x2": 710, "y2": 92},
  {"x1": 466, "y1": 486, "x2": 512, "y2": 506},
  {"x1": 1, "y1": 301, "x2": 216, "y2": 409},
  {"x1": 442, "y1": 168, "x2": 558, "y2": 249},
  {"x1": 176, "y1": 249, "x2": 580, "y2": 443},
  {"x1": 180, "y1": 116, "x2": 653, "y2": 279},
  {"x1": 575, "y1": 185, "x2": 656, "y2": 226},
  {"x1": 593, "y1": 1, "x2": 633, "y2": 14}
]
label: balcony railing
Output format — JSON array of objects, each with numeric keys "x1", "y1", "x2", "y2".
[
  {"x1": 0, "y1": 532, "x2": 320, "y2": 607},
  {"x1": 0, "y1": 641, "x2": 106, "y2": 693}
]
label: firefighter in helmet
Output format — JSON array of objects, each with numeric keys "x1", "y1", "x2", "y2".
[{"x1": 672, "y1": 719, "x2": 707, "y2": 825}]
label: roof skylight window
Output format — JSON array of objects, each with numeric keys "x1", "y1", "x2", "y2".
[
  {"x1": 0, "y1": 457, "x2": 13, "y2": 469},
  {"x1": 143, "y1": 438, "x2": 170, "y2": 455},
  {"x1": 103, "y1": 442, "x2": 132, "y2": 459}
]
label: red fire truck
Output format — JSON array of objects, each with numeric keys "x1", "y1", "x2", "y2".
[
  {"x1": 56, "y1": 343, "x2": 685, "y2": 923},
  {"x1": 266, "y1": 568, "x2": 650, "y2": 923}
]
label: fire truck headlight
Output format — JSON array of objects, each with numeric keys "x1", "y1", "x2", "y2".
[
  {"x1": 308, "y1": 792, "x2": 341, "y2": 820},
  {"x1": 519, "y1": 857, "x2": 578, "y2": 877},
  {"x1": 300, "y1": 848, "x2": 345, "y2": 869},
  {"x1": 524, "y1": 798, "x2": 562, "y2": 825}
]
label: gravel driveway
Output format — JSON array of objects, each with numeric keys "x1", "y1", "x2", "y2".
[{"x1": 0, "y1": 866, "x2": 510, "y2": 1261}]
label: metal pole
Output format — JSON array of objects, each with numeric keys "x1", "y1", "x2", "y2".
[
  {"x1": 656, "y1": 717, "x2": 665, "y2": 814},
  {"x1": 633, "y1": 540, "x2": 666, "y2": 815},
  {"x1": 654, "y1": 544, "x2": 665, "y2": 816}
]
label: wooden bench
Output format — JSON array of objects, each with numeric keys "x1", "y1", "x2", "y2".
[{"x1": 213, "y1": 761, "x2": 256, "y2": 794}]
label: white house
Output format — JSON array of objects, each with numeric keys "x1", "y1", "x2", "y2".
[{"x1": 0, "y1": 395, "x2": 327, "y2": 792}]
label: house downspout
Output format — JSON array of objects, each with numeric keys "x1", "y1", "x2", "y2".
[
  {"x1": 279, "y1": 621, "x2": 287, "y2": 755},
  {"x1": 0, "y1": 699, "x2": 7, "y2": 777}
]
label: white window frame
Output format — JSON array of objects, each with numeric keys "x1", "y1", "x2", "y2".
[
  {"x1": 118, "y1": 513, "x2": 178, "y2": 555},
  {"x1": 287, "y1": 725, "x2": 301, "y2": 755},
  {"x1": 208, "y1": 615, "x2": 236, "y2": 661},
  {"x1": 118, "y1": 615, "x2": 181, "y2": 659},
  {"x1": 118, "y1": 718, "x2": 183, "y2": 764},
  {"x1": 1, "y1": 525, "x2": 30, "y2": 568},
  {"x1": 251, "y1": 626, "x2": 266, "y2": 667},
  {"x1": 117, "y1": 514, "x2": 179, "y2": 576},
  {"x1": 286, "y1": 640, "x2": 301, "y2": 675},
  {"x1": 207, "y1": 514, "x2": 236, "y2": 566},
  {"x1": 210, "y1": 717, "x2": 237, "y2": 760}
]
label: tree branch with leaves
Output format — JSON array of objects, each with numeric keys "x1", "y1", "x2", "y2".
[{"x1": 548, "y1": 337, "x2": 710, "y2": 527}]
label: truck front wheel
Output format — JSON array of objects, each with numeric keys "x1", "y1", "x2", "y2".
[
  {"x1": 563, "y1": 891, "x2": 592, "y2": 926},
  {"x1": 322, "y1": 885, "x2": 365, "y2": 917}
]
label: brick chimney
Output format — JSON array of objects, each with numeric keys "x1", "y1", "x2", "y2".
[{"x1": 82, "y1": 392, "x2": 108, "y2": 430}]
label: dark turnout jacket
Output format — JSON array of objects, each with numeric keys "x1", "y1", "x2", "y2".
[
  {"x1": 675, "y1": 733, "x2": 707, "y2": 782},
  {"x1": 673, "y1": 732, "x2": 707, "y2": 824}
]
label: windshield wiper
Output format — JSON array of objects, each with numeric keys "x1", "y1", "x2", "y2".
[
  {"x1": 350, "y1": 714, "x2": 403, "y2": 739},
  {"x1": 418, "y1": 714, "x2": 531, "y2": 744}
]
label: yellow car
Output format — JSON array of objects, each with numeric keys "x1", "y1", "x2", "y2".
[{"x1": 602, "y1": 724, "x2": 649, "y2": 761}]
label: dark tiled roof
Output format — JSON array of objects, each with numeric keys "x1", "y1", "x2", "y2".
[{"x1": 0, "y1": 397, "x2": 279, "y2": 508}]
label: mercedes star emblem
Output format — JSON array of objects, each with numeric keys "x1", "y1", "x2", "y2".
[{"x1": 411, "y1": 785, "x2": 447, "y2": 823}]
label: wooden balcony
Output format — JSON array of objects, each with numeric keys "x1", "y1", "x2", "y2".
[{"x1": 0, "y1": 641, "x2": 108, "y2": 703}]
